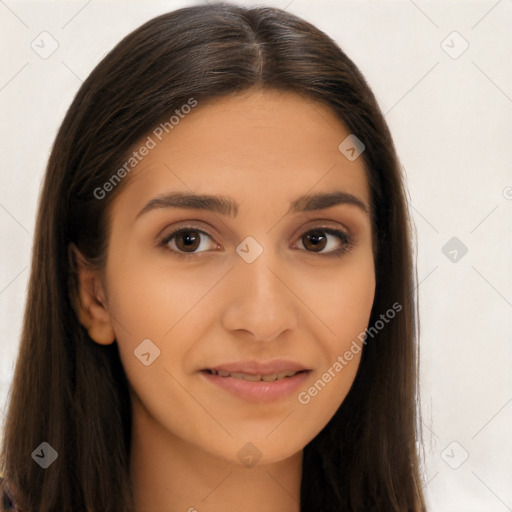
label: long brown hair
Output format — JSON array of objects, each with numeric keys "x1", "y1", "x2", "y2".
[{"x1": 0, "y1": 3, "x2": 426, "y2": 511}]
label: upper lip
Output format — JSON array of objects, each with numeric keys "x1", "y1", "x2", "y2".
[{"x1": 202, "y1": 359, "x2": 310, "y2": 375}]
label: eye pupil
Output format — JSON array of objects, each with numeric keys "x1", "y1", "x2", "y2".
[
  {"x1": 303, "y1": 229, "x2": 327, "y2": 251},
  {"x1": 177, "y1": 230, "x2": 200, "y2": 251}
]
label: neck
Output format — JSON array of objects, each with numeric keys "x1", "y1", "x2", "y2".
[{"x1": 129, "y1": 396, "x2": 302, "y2": 512}]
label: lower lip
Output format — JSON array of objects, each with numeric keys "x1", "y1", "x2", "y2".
[{"x1": 200, "y1": 370, "x2": 311, "y2": 403}]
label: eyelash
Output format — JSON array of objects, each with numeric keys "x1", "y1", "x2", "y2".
[{"x1": 155, "y1": 224, "x2": 354, "y2": 258}]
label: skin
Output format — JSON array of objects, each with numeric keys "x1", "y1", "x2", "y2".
[{"x1": 74, "y1": 88, "x2": 376, "y2": 512}]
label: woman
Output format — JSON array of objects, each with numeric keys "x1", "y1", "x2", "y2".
[{"x1": 0, "y1": 3, "x2": 426, "y2": 511}]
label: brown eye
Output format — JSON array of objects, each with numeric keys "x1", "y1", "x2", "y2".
[
  {"x1": 302, "y1": 229, "x2": 328, "y2": 252},
  {"x1": 158, "y1": 228, "x2": 217, "y2": 254},
  {"x1": 175, "y1": 230, "x2": 201, "y2": 252},
  {"x1": 296, "y1": 227, "x2": 352, "y2": 256}
]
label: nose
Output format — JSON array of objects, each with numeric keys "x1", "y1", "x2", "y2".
[{"x1": 220, "y1": 247, "x2": 299, "y2": 342}]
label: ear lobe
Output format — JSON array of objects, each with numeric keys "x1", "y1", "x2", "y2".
[{"x1": 69, "y1": 243, "x2": 116, "y2": 346}]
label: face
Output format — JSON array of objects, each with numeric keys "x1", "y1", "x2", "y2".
[{"x1": 94, "y1": 88, "x2": 375, "y2": 465}]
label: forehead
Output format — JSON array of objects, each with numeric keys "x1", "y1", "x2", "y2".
[{"x1": 113, "y1": 88, "x2": 371, "y2": 218}]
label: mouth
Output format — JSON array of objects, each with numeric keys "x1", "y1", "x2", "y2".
[
  {"x1": 202, "y1": 368, "x2": 309, "y2": 382},
  {"x1": 199, "y1": 360, "x2": 312, "y2": 402}
]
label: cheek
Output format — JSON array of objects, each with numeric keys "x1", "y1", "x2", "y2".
[
  {"x1": 292, "y1": 271, "x2": 374, "y2": 441},
  {"x1": 103, "y1": 251, "x2": 227, "y2": 392},
  {"x1": 306, "y1": 258, "x2": 375, "y2": 347},
  {"x1": 302, "y1": 259, "x2": 374, "y2": 386},
  {"x1": 105, "y1": 254, "x2": 208, "y2": 340}
]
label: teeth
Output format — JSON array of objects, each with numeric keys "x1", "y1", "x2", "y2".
[
  {"x1": 278, "y1": 370, "x2": 298, "y2": 378},
  {"x1": 209, "y1": 369, "x2": 300, "y2": 381},
  {"x1": 242, "y1": 374, "x2": 262, "y2": 382}
]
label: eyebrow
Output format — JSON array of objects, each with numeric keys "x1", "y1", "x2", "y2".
[{"x1": 136, "y1": 190, "x2": 370, "y2": 219}]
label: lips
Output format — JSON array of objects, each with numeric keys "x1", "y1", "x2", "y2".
[
  {"x1": 201, "y1": 359, "x2": 309, "y2": 378},
  {"x1": 203, "y1": 368, "x2": 305, "y2": 382},
  {"x1": 200, "y1": 359, "x2": 311, "y2": 402}
]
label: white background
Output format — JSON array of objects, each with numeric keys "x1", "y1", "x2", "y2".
[{"x1": 1, "y1": 1, "x2": 511, "y2": 510}]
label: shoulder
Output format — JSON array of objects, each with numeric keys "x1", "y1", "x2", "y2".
[{"x1": 0, "y1": 475, "x2": 22, "y2": 512}]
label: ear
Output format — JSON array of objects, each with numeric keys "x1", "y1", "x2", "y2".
[{"x1": 68, "y1": 243, "x2": 116, "y2": 345}]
